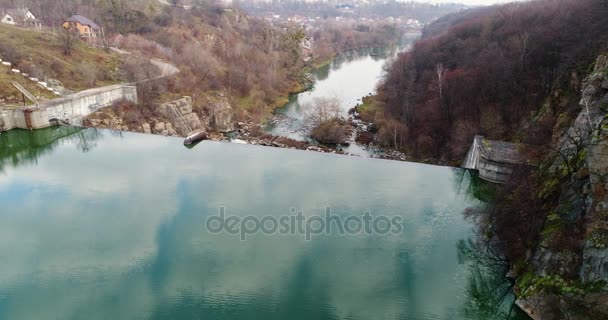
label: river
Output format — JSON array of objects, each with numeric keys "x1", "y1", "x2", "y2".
[
  {"x1": 0, "y1": 127, "x2": 529, "y2": 319},
  {"x1": 266, "y1": 36, "x2": 418, "y2": 156}
]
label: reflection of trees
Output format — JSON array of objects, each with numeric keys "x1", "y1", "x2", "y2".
[
  {"x1": 76, "y1": 128, "x2": 104, "y2": 153},
  {"x1": 457, "y1": 235, "x2": 531, "y2": 320},
  {"x1": 452, "y1": 169, "x2": 530, "y2": 319},
  {"x1": 452, "y1": 168, "x2": 498, "y2": 203},
  {"x1": 314, "y1": 63, "x2": 331, "y2": 81},
  {"x1": 0, "y1": 127, "x2": 103, "y2": 171}
]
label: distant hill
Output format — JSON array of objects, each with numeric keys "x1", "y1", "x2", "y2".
[{"x1": 241, "y1": 1, "x2": 468, "y2": 24}]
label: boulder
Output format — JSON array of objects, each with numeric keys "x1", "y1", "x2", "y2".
[
  {"x1": 142, "y1": 123, "x2": 151, "y2": 134},
  {"x1": 154, "y1": 122, "x2": 165, "y2": 134},
  {"x1": 166, "y1": 123, "x2": 177, "y2": 136},
  {"x1": 183, "y1": 112, "x2": 202, "y2": 131},
  {"x1": 210, "y1": 99, "x2": 234, "y2": 132}
]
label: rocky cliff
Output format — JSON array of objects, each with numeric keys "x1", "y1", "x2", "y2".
[
  {"x1": 515, "y1": 54, "x2": 608, "y2": 320},
  {"x1": 84, "y1": 93, "x2": 235, "y2": 139}
]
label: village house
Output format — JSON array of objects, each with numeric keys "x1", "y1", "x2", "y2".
[
  {"x1": 1, "y1": 8, "x2": 41, "y2": 28},
  {"x1": 63, "y1": 14, "x2": 100, "y2": 38},
  {"x1": 301, "y1": 37, "x2": 313, "y2": 62}
]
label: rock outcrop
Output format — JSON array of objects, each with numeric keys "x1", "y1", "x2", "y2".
[
  {"x1": 207, "y1": 94, "x2": 234, "y2": 133},
  {"x1": 516, "y1": 54, "x2": 608, "y2": 320},
  {"x1": 157, "y1": 96, "x2": 203, "y2": 135}
]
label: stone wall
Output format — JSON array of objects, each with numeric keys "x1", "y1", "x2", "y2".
[{"x1": 157, "y1": 96, "x2": 203, "y2": 135}]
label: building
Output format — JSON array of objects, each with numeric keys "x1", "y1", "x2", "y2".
[
  {"x1": 63, "y1": 15, "x2": 100, "y2": 38},
  {"x1": 301, "y1": 37, "x2": 313, "y2": 62},
  {"x1": 1, "y1": 8, "x2": 41, "y2": 28},
  {"x1": 462, "y1": 135, "x2": 531, "y2": 184}
]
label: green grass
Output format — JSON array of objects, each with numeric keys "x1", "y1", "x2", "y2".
[
  {"x1": 303, "y1": 56, "x2": 334, "y2": 73},
  {"x1": 358, "y1": 95, "x2": 380, "y2": 122},
  {"x1": 235, "y1": 95, "x2": 254, "y2": 110},
  {"x1": 0, "y1": 24, "x2": 126, "y2": 105},
  {"x1": 0, "y1": 69, "x2": 56, "y2": 107}
]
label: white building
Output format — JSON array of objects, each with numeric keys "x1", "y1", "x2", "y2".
[{"x1": 1, "y1": 8, "x2": 40, "y2": 28}]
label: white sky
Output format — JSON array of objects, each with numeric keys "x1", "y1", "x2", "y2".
[{"x1": 412, "y1": 0, "x2": 528, "y2": 5}]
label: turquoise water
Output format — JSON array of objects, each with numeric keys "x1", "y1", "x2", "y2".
[{"x1": 0, "y1": 128, "x2": 528, "y2": 319}]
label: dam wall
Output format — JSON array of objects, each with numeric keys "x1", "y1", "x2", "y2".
[
  {"x1": 1, "y1": 84, "x2": 137, "y2": 131},
  {"x1": 462, "y1": 135, "x2": 527, "y2": 184}
]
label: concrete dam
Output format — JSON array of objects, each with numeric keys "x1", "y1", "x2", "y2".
[
  {"x1": 0, "y1": 83, "x2": 137, "y2": 132},
  {"x1": 462, "y1": 135, "x2": 529, "y2": 184}
]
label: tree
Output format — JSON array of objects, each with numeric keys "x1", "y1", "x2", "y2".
[
  {"x1": 377, "y1": 0, "x2": 608, "y2": 162},
  {"x1": 59, "y1": 28, "x2": 78, "y2": 56},
  {"x1": 304, "y1": 97, "x2": 342, "y2": 127},
  {"x1": 435, "y1": 63, "x2": 445, "y2": 108},
  {"x1": 515, "y1": 31, "x2": 532, "y2": 73},
  {"x1": 310, "y1": 120, "x2": 350, "y2": 145},
  {"x1": 305, "y1": 97, "x2": 350, "y2": 145}
]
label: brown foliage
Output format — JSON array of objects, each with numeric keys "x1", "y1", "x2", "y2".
[
  {"x1": 378, "y1": 0, "x2": 608, "y2": 161},
  {"x1": 311, "y1": 120, "x2": 351, "y2": 145}
]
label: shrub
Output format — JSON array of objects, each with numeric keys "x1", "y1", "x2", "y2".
[{"x1": 311, "y1": 120, "x2": 350, "y2": 145}]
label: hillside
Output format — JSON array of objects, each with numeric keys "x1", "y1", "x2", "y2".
[
  {"x1": 369, "y1": 0, "x2": 608, "y2": 318},
  {"x1": 0, "y1": 24, "x2": 126, "y2": 106},
  {"x1": 373, "y1": 0, "x2": 608, "y2": 162}
]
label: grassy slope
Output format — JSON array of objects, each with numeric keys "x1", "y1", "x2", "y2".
[
  {"x1": 0, "y1": 25, "x2": 124, "y2": 106},
  {"x1": 0, "y1": 69, "x2": 56, "y2": 108}
]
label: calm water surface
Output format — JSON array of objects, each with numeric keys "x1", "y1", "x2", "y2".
[
  {"x1": 0, "y1": 127, "x2": 528, "y2": 319},
  {"x1": 268, "y1": 37, "x2": 418, "y2": 142}
]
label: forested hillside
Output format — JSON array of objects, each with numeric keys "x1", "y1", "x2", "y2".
[
  {"x1": 369, "y1": 1, "x2": 608, "y2": 318},
  {"x1": 0, "y1": 0, "x2": 400, "y2": 120},
  {"x1": 375, "y1": 0, "x2": 608, "y2": 161}
]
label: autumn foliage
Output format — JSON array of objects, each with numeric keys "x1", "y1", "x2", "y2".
[{"x1": 377, "y1": 0, "x2": 608, "y2": 161}]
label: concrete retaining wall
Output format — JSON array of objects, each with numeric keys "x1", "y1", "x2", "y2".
[
  {"x1": 462, "y1": 135, "x2": 520, "y2": 184},
  {"x1": 0, "y1": 109, "x2": 29, "y2": 131},
  {"x1": 0, "y1": 84, "x2": 137, "y2": 131}
]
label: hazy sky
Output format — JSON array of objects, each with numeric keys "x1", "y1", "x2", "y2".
[{"x1": 414, "y1": 0, "x2": 527, "y2": 5}]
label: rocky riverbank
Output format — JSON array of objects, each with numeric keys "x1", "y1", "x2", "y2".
[{"x1": 83, "y1": 92, "x2": 408, "y2": 161}]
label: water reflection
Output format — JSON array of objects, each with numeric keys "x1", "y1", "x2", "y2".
[
  {"x1": 268, "y1": 38, "x2": 416, "y2": 141},
  {"x1": 0, "y1": 128, "x2": 527, "y2": 319},
  {"x1": 0, "y1": 127, "x2": 104, "y2": 172},
  {"x1": 457, "y1": 238, "x2": 529, "y2": 320}
]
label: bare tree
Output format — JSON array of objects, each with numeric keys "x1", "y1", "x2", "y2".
[
  {"x1": 304, "y1": 97, "x2": 342, "y2": 127},
  {"x1": 59, "y1": 28, "x2": 79, "y2": 56},
  {"x1": 435, "y1": 63, "x2": 445, "y2": 105},
  {"x1": 517, "y1": 32, "x2": 532, "y2": 72}
]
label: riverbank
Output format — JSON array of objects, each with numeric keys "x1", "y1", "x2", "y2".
[{"x1": 82, "y1": 43, "x2": 410, "y2": 162}]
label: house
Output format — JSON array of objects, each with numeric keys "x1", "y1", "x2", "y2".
[
  {"x1": 63, "y1": 15, "x2": 100, "y2": 38},
  {"x1": 1, "y1": 8, "x2": 41, "y2": 28},
  {"x1": 301, "y1": 37, "x2": 313, "y2": 62}
]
